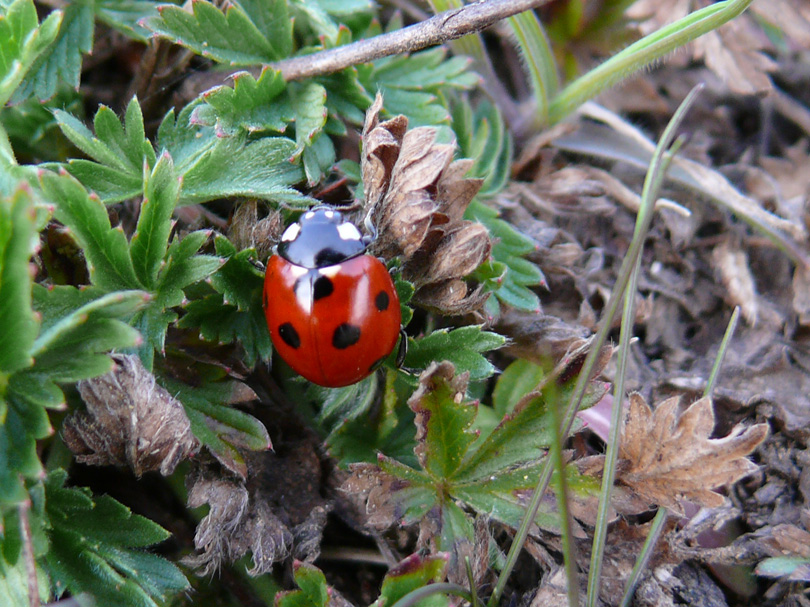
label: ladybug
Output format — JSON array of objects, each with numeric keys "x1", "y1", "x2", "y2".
[{"x1": 263, "y1": 207, "x2": 402, "y2": 387}]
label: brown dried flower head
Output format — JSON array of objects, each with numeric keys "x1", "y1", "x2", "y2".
[
  {"x1": 64, "y1": 354, "x2": 199, "y2": 477},
  {"x1": 361, "y1": 93, "x2": 491, "y2": 315}
]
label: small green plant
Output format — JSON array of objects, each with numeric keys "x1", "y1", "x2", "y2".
[{"x1": 0, "y1": 0, "x2": 772, "y2": 605}]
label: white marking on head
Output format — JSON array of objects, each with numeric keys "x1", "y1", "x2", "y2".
[
  {"x1": 337, "y1": 223, "x2": 362, "y2": 242},
  {"x1": 324, "y1": 210, "x2": 335, "y2": 219},
  {"x1": 305, "y1": 211, "x2": 315, "y2": 219},
  {"x1": 281, "y1": 223, "x2": 301, "y2": 242},
  {"x1": 318, "y1": 266, "x2": 342, "y2": 278}
]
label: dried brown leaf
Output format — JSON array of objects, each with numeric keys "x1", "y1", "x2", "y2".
[
  {"x1": 342, "y1": 462, "x2": 408, "y2": 530},
  {"x1": 227, "y1": 199, "x2": 282, "y2": 260},
  {"x1": 628, "y1": 0, "x2": 775, "y2": 95},
  {"x1": 358, "y1": 94, "x2": 490, "y2": 315},
  {"x1": 710, "y1": 240, "x2": 759, "y2": 325},
  {"x1": 617, "y1": 393, "x2": 769, "y2": 515},
  {"x1": 64, "y1": 354, "x2": 199, "y2": 477},
  {"x1": 184, "y1": 464, "x2": 293, "y2": 575}
]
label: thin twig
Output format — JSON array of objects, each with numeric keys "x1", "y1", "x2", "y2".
[{"x1": 271, "y1": 0, "x2": 552, "y2": 81}]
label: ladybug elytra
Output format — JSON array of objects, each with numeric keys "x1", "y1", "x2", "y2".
[{"x1": 263, "y1": 208, "x2": 402, "y2": 387}]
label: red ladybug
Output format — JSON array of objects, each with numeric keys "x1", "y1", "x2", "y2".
[{"x1": 263, "y1": 207, "x2": 402, "y2": 387}]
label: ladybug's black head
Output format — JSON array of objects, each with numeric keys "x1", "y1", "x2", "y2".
[{"x1": 278, "y1": 207, "x2": 366, "y2": 268}]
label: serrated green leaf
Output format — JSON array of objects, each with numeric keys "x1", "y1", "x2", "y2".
[
  {"x1": 55, "y1": 98, "x2": 156, "y2": 204},
  {"x1": 96, "y1": 0, "x2": 159, "y2": 41},
  {"x1": 165, "y1": 378, "x2": 270, "y2": 477},
  {"x1": 39, "y1": 171, "x2": 142, "y2": 291},
  {"x1": 10, "y1": 0, "x2": 93, "y2": 103},
  {"x1": 208, "y1": 235, "x2": 260, "y2": 310},
  {"x1": 143, "y1": 0, "x2": 290, "y2": 65},
  {"x1": 467, "y1": 200, "x2": 544, "y2": 313},
  {"x1": 44, "y1": 469, "x2": 189, "y2": 606},
  {"x1": 0, "y1": 186, "x2": 39, "y2": 376},
  {"x1": 404, "y1": 326, "x2": 505, "y2": 381},
  {"x1": 291, "y1": 81, "x2": 327, "y2": 149},
  {"x1": 176, "y1": 134, "x2": 308, "y2": 206},
  {"x1": 275, "y1": 562, "x2": 330, "y2": 607},
  {"x1": 372, "y1": 554, "x2": 449, "y2": 607},
  {"x1": 179, "y1": 291, "x2": 273, "y2": 366},
  {"x1": 410, "y1": 367, "x2": 478, "y2": 479},
  {"x1": 192, "y1": 68, "x2": 291, "y2": 136},
  {"x1": 314, "y1": 374, "x2": 377, "y2": 424},
  {"x1": 130, "y1": 152, "x2": 180, "y2": 289},
  {"x1": 0, "y1": 400, "x2": 49, "y2": 506},
  {"x1": 453, "y1": 360, "x2": 606, "y2": 483},
  {"x1": 232, "y1": 0, "x2": 292, "y2": 57},
  {"x1": 0, "y1": 0, "x2": 62, "y2": 107},
  {"x1": 30, "y1": 288, "x2": 146, "y2": 378},
  {"x1": 360, "y1": 47, "x2": 478, "y2": 126},
  {"x1": 452, "y1": 98, "x2": 512, "y2": 198}
]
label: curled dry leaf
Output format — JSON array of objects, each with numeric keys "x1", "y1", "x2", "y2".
[
  {"x1": 614, "y1": 394, "x2": 769, "y2": 515},
  {"x1": 64, "y1": 354, "x2": 199, "y2": 477},
  {"x1": 184, "y1": 464, "x2": 293, "y2": 575},
  {"x1": 184, "y1": 438, "x2": 331, "y2": 575},
  {"x1": 361, "y1": 93, "x2": 490, "y2": 315}
]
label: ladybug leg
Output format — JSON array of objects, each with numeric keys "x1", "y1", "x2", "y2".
[
  {"x1": 395, "y1": 328, "x2": 408, "y2": 368},
  {"x1": 362, "y1": 205, "x2": 378, "y2": 245}
]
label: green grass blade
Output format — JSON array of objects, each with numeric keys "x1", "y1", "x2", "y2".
[{"x1": 547, "y1": 0, "x2": 754, "y2": 125}]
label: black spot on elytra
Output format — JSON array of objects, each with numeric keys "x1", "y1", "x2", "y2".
[
  {"x1": 375, "y1": 290, "x2": 390, "y2": 312},
  {"x1": 333, "y1": 323, "x2": 361, "y2": 349},
  {"x1": 278, "y1": 323, "x2": 301, "y2": 349},
  {"x1": 369, "y1": 355, "x2": 386, "y2": 372},
  {"x1": 313, "y1": 275, "x2": 334, "y2": 300}
]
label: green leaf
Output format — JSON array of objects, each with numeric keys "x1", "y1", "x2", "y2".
[
  {"x1": 39, "y1": 171, "x2": 142, "y2": 291},
  {"x1": 492, "y1": 358, "x2": 547, "y2": 418},
  {"x1": 143, "y1": 0, "x2": 292, "y2": 65},
  {"x1": 0, "y1": 0, "x2": 62, "y2": 107},
  {"x1": 29, "y1": 288, "x2": 146, "y2": 382},
  {"x1": 44, "y1": 469, "x2": 189, "y2": 607},
  {"x1": 467, "y1": 199, "x2": 544, "y2": 315},
  {"x1": 360, "y1": 47, "x2": 478, "y2": 126},
  {"x1": 372, "y1": 553, "x2": 449, "y2": 607},
  {"x1": 166, "y1": 129, "x2": 308, "y2": 206},
  {"x1": 275, "y1": 561, "x2": 330, "y2": 607},
  {"x1": 179, "y1": 291, "x2": 272, "y2": 367},
  {"x1": 130, "y1": 152, "x2": 180, "y2": 289},
  {"x1": 404, "y1": 325, "x2": 505, "y2": 381},
  {"x1": 165, "y1": 378, "x2": 271, "y2": 478},
  {"x1": 291, "y1": 81, "x2": 327, "y2": 149},
  {"x1": 346, "y1": 362, "x2": 605, "y2": 555},
  {"x1": 453, "y1": 360, "x2": 606, "y2": 483},
  {"x1": 54, "y1": 98, "x2": 156, "y2": 203},
  {"x1": 177, "y1": 235, "x2": 270, "y2": 365},
  {"x1": 410, "y1": 366, "x2": 478, "y2": 479},
  {"x1": 325, "y1": 372, "x2": 419, "y2": 468},
  {"x1": 191, "y1": 68, "x2": 291, "y2": 136},
  {"x1": 96, "y1": 0, "x2": 160, "y2": 41},
  {"x1": 0, "y1": 549, "x2": 49, "y2": 606},
  {"x1": 10, "y1": 0, "x2": 93, "y2": 103},
  {"x1": 0, "y1": 186, "x2": 39, "y2": 376}
]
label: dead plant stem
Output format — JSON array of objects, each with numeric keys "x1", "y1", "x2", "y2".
[{"x1": 271, "y1": 0, "x2": 552, "y2": 81}]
